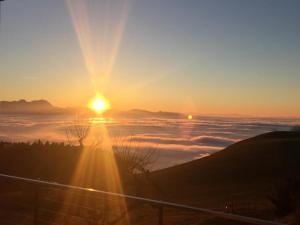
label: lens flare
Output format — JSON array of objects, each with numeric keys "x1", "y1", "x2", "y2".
[
  {"x1": 63, "y1": 1, "x2": 131, "y2": 223},
  {"x1": 65, "y1": 0, "x2": 130, "y2": 90},
  {"x1": 88, "y1": 93, "x2": 111, "y2": 114}
]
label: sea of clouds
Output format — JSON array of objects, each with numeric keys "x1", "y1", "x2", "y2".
[{"x1": 0, "y1": 114, "x2": 299, "y2": 169}]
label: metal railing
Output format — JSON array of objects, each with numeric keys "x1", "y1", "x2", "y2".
[{"x1": 0, "y1": 173, "x2": 286, "y2": 225}]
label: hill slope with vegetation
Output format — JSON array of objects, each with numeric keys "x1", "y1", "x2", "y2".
[
  {"x1": 149, "y1": 131, "x2": 300, "y2": 223},
  {"x1": 0, "y1": 131, "x2": 299, "y2": 224}
]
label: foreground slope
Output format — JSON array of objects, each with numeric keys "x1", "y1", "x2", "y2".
[
  {"x1": 153, "y1": 131, "x2": 300, "y2": 184},
  {"x1": 149, "y1": 131, "x2": 300, "y2": 213},
  {"x1": 0, "y1": 131, "x2": 299, "y2": 224}
]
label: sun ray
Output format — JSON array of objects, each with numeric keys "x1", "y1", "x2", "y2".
[
  {"x1": 59, "y1": 1, "x2": 131, "y2": 221},
  {"x1": 54, "y1": 117, "x2": 131, "y2": 225},
  {"x1": 65, "y1": 0, "x2": 130, "y2": 91}
]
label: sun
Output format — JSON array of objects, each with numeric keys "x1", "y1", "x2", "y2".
[{"x1": 88, "y1": 93, "x2": 111, "y2": 114}]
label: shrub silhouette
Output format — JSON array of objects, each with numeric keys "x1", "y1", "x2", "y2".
[{"x1": 0, "y1": 140, "x2": 158, "y2": 187}]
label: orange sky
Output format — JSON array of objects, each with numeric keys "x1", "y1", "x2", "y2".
[{"x1": 1, "y1": 0, "x2": 300, "y2": 118}]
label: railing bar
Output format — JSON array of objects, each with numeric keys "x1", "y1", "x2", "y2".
[
  {"x1": 42, "y1": 186, "x2": 115, "y2": 202},
  {"x1": 0, "y1": 173, "x2": 286, "y2": 225},
  {"x1": 38, "y1": 186, "x2": 114, "y2": 207}
]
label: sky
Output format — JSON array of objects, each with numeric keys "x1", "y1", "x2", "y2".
[{"x1": 0, "y1": 0, "x2": 300, "y2": 117}]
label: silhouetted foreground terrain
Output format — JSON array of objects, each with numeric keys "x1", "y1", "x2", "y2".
[
  {"x1": 151, "y1": 131, "x2": 300, "y2": 223},
  {"x1": 0, "y1": 131, "x2": 299, "y2": 224},
  {"x1": 153, "y1": 131, "x2": 300, "y2": 187}
]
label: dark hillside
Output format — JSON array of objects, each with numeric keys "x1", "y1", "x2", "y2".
[
  {"x1": 0, "y1": 132, "x2": 299, "y2": 224},
  {"x1": 152, "y1": 131, "x2": 300, "y2": 187},
  {"x1": 147, "y1": 132, "x2": 300, "y2": 219},
  {"x1": 0, "y1": 142, "x2": 81, "y2": 184}
]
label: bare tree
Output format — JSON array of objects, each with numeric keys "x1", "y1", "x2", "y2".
[
  {"x1": 113, "y1": 138, "x2": 159, "y2": 176},
  {"x1": 113, "y1": 138, "x2": 168, "y2": 199},
  {"x1": 65, "y1": 118, "x2": 91, "y2": 148}
]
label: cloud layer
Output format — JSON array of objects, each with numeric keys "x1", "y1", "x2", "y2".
[{"x1": 0, "y1": 114, "x2": 299, "y2": 169}]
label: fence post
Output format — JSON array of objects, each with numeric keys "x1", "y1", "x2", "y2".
[
  {"x1": 158, "y1": 206, "x2": 164, "y2": 225},
  {"x1": 33, "y1": 184, "x2": 39, "y2": 225}
]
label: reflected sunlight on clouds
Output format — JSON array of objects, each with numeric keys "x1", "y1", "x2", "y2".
[{"x1": 0, "y1": 114, "x2": 299, "y2": 169}]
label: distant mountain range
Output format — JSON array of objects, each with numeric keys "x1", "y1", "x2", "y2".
[
  {"x1": 0, "y1": 100, "x2": 64, "y2": 114},
  {"x1": 0, "y1": 99, "x2": 182, "y2": 117},
  {"x1": 105, "y1": 108, "x2": 181, "y2": 118}
]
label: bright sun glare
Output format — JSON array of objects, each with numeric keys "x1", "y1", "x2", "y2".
[{"x1": 88, "y1": 94, "x2": 111, "y2": 114}]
